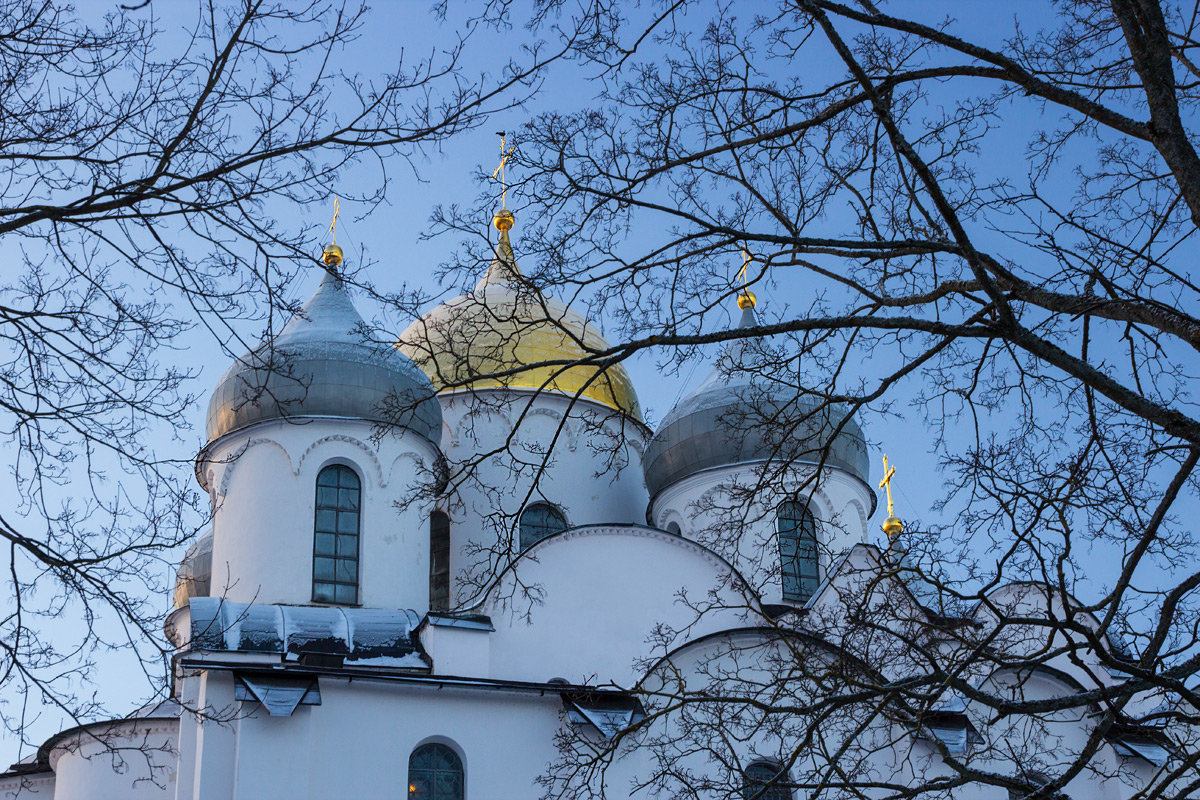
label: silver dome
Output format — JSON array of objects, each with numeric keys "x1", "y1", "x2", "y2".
[
  {"x1": 643, "y1": 306, "x2": 870, "y2": 499},
  {"x1": 206, "y1": 271, "x2": 442, "y2": 444},
  {"x1": 173, "y1": 528, "x2": 212, "y2": 608}
]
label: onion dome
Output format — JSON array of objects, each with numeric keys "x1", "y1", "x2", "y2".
[
  {"x1": 206, "y1": 270, "x2": 442, "y2": 443},
  {"x1": 173, "y1": 529, "x2": 213, "y2": 608},
  {"x1": 643, "y1": 304, "x2": 869, "y2": 499},
  {"x1": 398, "y1": 225, "x2": 642, "y2": 421}
]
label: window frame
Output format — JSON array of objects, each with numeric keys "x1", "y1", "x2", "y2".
[
  {"x1": 776, "y1": 500, "x2": 820, "y2": 604},
  {"x1": 518, "y1": 502, "x2": 568, "y2": 551},
  {"x1": 311, "y1": 464, "x2": 361, "y2": 605},
  {"x1": 408, "y1": 742, "x2": 464, "y2": 800},
  {"x1": 429, "y1": 510, "x2": 451, "y2": 611},
  {"x1": 742, "y1": 760, "x2": 793, "y2": 800}
]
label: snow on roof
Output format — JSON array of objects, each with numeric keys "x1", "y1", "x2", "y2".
[{"x1": 185, "y1": 598, "x2": 427, "y2": 667}]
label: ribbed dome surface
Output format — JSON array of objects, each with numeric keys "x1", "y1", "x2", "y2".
[
  {"x1": 206, "y1": 271, "x2": 442, "y2": 443},
  {"x1": 397, "y1": 231, "x2": 642, "y2": 421},
  {"x1": 643, "y1": 306, "x2": 869, "y2": 498}
]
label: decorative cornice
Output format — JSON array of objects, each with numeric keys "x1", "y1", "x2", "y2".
[
  {"x1": 217, "y1": 436, "x2": 295, "y2": 497},
  {"x1": 297, "y1": 433, "x2": 385, "y2": 486},
  {"x1": 526, "y1": 523, "x2": 733, "y2": 573}
]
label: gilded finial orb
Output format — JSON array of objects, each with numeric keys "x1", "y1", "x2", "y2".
[
  {"x1": 882, "y1": 515, "x2": 904, "y2": 539},
  {"x1": 737, "y1": 290, "x2": 756, "y2": 309},
  {"x1": 493, "y1": 208, "x2": 515, "y2": 232},
  {"x1": 322, "y1": 243, "x2": 343, "y2": 268}
]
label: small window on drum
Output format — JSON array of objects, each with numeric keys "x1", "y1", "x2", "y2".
[
  {"x1": 777, "y1": 500, "x2": 819, "y2": 603},
  {"x1": 430, "y1": 510, "x2": 450, "y2": 612},
  {"x1": 519, "y1": 502, "x2": 567, "y2": 551},
  {"x1": 666, "y1": 521, "x2": 682, "y2": 536},
  {"x1": 408, "y1": 743, "x2": 463, "y2": 800},
  {"x1": 312, "y1": 465, "x2": 360, "y2": 605},
  {"x1": 742, "y1": 761, "x2": 792, "y2": 800}
]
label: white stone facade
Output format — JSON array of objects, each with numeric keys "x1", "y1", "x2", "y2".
[{"x1": 1, "y1": 267, "x2": 1174, "y2": 800}]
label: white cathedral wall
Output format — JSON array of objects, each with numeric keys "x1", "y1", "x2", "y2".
[
  {"x1": 171, "y1": 671, "x2": 563, "y2": 800},
  {"x1": 649, "y1": 463, "x2": 874, "y2": 605},
  {"x1": 483, "y1": 525, "x2": 752, "y2": 686},
  {"x1": 591, "y1": 630, "x2": 925, "y2": 800},
  {"x1": 172, "y1": 669, "x2": 238, "y2": 800},
  {"x1": 970, "y1": 671, "x2": 1119, "y2": 800},
  {"x1": 613, "y1": 630, "x2": 1142, "y2": 800},
  {"x1": 45, "y1": 720, "x2": 177, "y2": 800},
  {"x1": 436, "y1": 391, "x2": 650, "y2": 607},
  {"x1": 162, "y1": 659, "x2": 1152, "y2": 800},
  {"x1": 200, "y1": 418, "x2": 440, "y2": 611},
  {"x1": 801, "y1": 551, "x2": 1156, "y2": 800}
]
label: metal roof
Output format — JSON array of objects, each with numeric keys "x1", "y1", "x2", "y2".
[
  {"x1": 643, "y1": 306, "x2": 870, "y2": 497},
  {"x1": 173, "y1": 529, "x2": 213, "y2": 608},
  {"x1": 397, "y1": 232, "x2": 642, "y2": 421},
  {"x1": 184, "y1": 597, "x2": 429, "y2": 668},
  {"x1": 206, "y1": 270, "x2": 442, "y2": 444}
]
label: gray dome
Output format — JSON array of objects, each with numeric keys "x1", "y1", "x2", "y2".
[
  {"x1": 206, "y1": 271, "x2": 442, "y2": 444},
  {"x1": 643, "y1": 306, "x2": 869, "y2": 498},
  {"x1": 173, "y1": 528, "x2": 213, "y2": 608}
]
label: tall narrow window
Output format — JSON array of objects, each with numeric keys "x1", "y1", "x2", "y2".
[
  {"x1": 777, "y1": 501, "x2": 819, "y2": 603},
  {"x1": 430, "y1": 510, "x2": 451, "y2": 611},
  {"x1": 312, "y1": 465, "x2": 360, "y2": 605},
  {"x1": 742, "y1": 761, "x2": 792, "y2": 800},
  {"x1": 519, "y1": 502, "x2": 567, "y2": 551},
  {"x1": 408, "y1": 743, "x2": 464, "y2": 800}
]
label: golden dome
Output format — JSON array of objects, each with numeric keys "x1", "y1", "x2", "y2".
[{"x1": 398, "y1": 229, "x2": 642, "y2": 422}]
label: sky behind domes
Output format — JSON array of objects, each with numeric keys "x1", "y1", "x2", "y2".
[{"x1": 2, "y1": 0, "x2": 1165, "y2": 766}]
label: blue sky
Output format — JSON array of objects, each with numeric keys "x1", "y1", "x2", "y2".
[{"x1": 3, "y1": 0, "x2": 1170, "y2": 764}]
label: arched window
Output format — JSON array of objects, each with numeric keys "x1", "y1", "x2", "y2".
[
  {"x1": 666, "y1": 521, "x2": 682, "y2": 536},
  {"x1": 408, "y1": 743, "x2": 464, "y2": 800},
  {"x1": 777, "y1": 500, "x2": 819, "y2": 603},
  {"x1": 312, "y1": 465, "x2": 360, "y2": 605},
  {"x1": 430, "y1": 510, "x2": 451, "y2": 611},
  {"x1": 742, "y1": 761, "x2": 792, "y2": 800},
  {"x1": 519, "y1": 502, "x2": 567, "y2": 551}
]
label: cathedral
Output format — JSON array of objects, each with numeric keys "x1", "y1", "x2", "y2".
[{"x1": 0, "y1": 209, "x2": 1175, "y2": 799}]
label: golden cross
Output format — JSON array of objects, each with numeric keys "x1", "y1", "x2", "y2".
[
  {"x1": 491, "y1": 132, "x2": 515, "y2": 209},
  {"x1": 879, "y1": 454, "x2": 898, "y2": 518},
  {"x1": 328, "y1": 196, "x2": 340, "y2": 245},
  {"x1": 734, "y1": 247, "x2": 758, "y2": 309}
]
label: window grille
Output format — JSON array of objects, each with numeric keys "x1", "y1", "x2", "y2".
[
  {"x1": 519, "y1": 502, "x2": 567, "y2": 551},
  {"x1": 742, "y1": 761, "x2": 792, "y2": 800},
  {"x1": 312, "y1": 465, "x2": 360, "y2": 605},
  {"x1": 430, "y1": 511, "x2": 451, "y2": 611},
  {"x1": 777, "y1": 501, "x2": 819, "y2": 603},
  {"x1": 408, "y1": 743, "x2": 464, "y2": 800}
]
